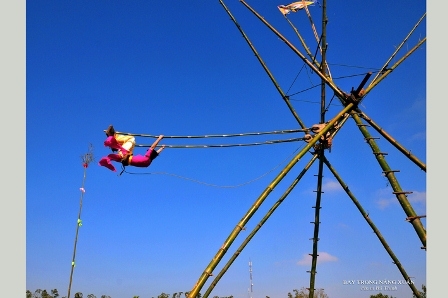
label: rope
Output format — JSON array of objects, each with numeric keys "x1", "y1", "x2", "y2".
[
  {"x1": 110, "y1": 128, "x2": 308, "y2": 139},
  {"x1": 119, "y1": 145, "x2": 305, "y2": 188},
  {"x1": 301, "y1": 0, "x2": 332, "y2": 79},
  {"x1": 135, "y1": 137, "x2": 308, "y2": 148}
]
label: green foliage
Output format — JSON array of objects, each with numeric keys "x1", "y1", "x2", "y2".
[
  {"x1": 412, "y1": 284, "x2": 426, "y2": 298},
  {"x1": 51, "y1": 289, "x2": 60, "y2": 298},
  {"x1": 287, "y1": 287, "x2": 329, "y2": 298},
  {"x1": 369, "y1": 293, "x2": 396, "y2": 298}
]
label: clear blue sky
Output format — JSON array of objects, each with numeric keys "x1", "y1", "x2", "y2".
[{"x1": 26, "y1": 1, "x2": 428, "y2": 297}]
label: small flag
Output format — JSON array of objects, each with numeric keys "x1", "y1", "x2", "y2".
[{"x1": 278, "y1": 1, "x2": 314, "y2": 15}]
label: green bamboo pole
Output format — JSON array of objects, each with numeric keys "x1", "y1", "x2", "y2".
[
  {"x1": 357, "y1": 110, "x2": 426, "y2": 172},
  {"x1": 350, "y1": 111, "x2": 426, "y2": 248},
  {"x1": 67, "y1": 145, "x2": 94, "y2": 298},
  {"x1": 369, "y1": 13, "x2": 426, "y2": 86},
  {"x1": 219, "y1": 0, "x2": 306, "y2": 129},
  {"x1": 321, "y1": 155, "x2": 422, "y2": 298},
  {"x1": 363, "y1": 37, "x2": 426, "y2": 97},
  {"x1": 202, "y1": 154, "x2": 319, "y2": 298},
  {"x1": 308, "y1": 149, "x2": 324, "y2": 298},
  {"x1": 239, "y1": 0, "x2": 341, "y2": 98},
  {"x1": 188, "y1": 103, "x2": 357, "y2": 298},
  {"x1": 283, "y1": 16, "x2": 317, "y2": 67},
  {"x1": 308, "y1": 2, "x2": 328, "y2": 296}
]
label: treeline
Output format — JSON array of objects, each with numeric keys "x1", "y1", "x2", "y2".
[
  {"x1": 26, "y1": 287, "x2": 328, "y2": 298},
  {"x1": 25, "y1": 289, "x2": 232, "y2": 298}
]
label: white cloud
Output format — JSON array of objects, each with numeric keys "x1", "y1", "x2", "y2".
[
  {"x1": 408, "y1": 190, "x2": 426, "y2": 204},
  {"x1": 375, "y1": 188, "x2": 426, "y2": 209},
  {"x1": 322, "y1": 180, "x2": 342, "y2": 193},
  {"x1": 297, "y1": 251, "x2": 338, "y2": 266},
  {"x1": 409, "y1": 131, "x2": 426, "y2": 142}
]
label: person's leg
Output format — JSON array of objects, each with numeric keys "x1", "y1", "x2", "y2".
[
  {"x1": 129, "y1": 143, "x2": 164, "y2": 168},
  {"x1": 157, "y1": 145, "x2": 166, "y2": 154},
  {"x1": 98, "y1": 153, "x2": 121, "y2": 172},
  {"x1": 150, "y1": 135, "x2": 164, "y2": 150}
]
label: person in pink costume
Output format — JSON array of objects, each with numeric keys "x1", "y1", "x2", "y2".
[{"x1": 98, "y1": 125, "x2": 165, "y2": 172}]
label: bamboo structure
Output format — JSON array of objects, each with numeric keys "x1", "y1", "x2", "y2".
[{"x1": 180, "y1": 1, "x2": 426, "y2": 297}]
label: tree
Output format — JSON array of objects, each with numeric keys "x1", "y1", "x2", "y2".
[
  {"x1": 288, "y1": 287, "x2": 329, "y2": 298},
  {"x1": 412, "y1": 284, "x2": 426, "y2": 298},
  {"x1": 51, "y1": 289, "x2": 60, "y2": 298},
  {"x1": 157, "y1": 293, "x2": 170, "y2": 298},
  {"x1": 74, "y1": 293, "x2": 83, "y2": 298},
  {"x1": 87, "y1": 294, "x2": 97, "y2": 298},
  {"x1": 369, "y1": 293, "x2": 396, "y2": 298}
]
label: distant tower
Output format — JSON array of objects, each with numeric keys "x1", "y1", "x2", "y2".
[{"x1": 249, "y1": 259, "x2": 253, "y2": 298}]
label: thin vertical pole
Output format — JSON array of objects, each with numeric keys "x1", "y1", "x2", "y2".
[
  {"x1": 308, "y1": 2, "x2": 327, "y2": 296},
  {"x1": 202, "y1": 154, "x2": 319, "y2": 298},
  {"x1": 67, "y1": 145, "x2": 94, "y2": 298}
]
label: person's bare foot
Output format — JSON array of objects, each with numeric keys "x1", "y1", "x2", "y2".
[{"x1": 157, "y1": 145, "x2": 166, "y2": 154}]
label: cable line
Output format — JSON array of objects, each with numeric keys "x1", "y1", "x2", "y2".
[
  {"x1": 120, "y1": 145, "x2": 305, "y2": 188},
  {"x1": 111, "y1": 128, "x2": 309, "y2": 139},
  {"x1": 135, "y1": 137, "x2": 308, "y2": 148}
]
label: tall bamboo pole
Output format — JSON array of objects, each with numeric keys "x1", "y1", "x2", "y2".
[
  {"x1": 357, "y1": 110, "x2": 426, "y2": 172},
  {"x1": 350, "y1": 112, "x2": 426, "y2": 248},
  {"x1": 363, "y1": 38, "x2": 426, "y2": 97},
  {"x1": 308, "y1": 1, "x2": 328, "y2": 296},
  {"x1": 321, "y1": 155, "x2": 422, "y2": 297},
  {"x1": 202, "y1": 154, "x2": 319, "y2": 298},
  {"x1": 67, "y1": 145, "x2": 94, "y2": 298},
  {"x1": 188, "y1": 104, "x2": 357, "y2": 298},
  {"x1": 283, "y1": 16, "x2": 318, "y2": 67},
  {"x1": 369, "y1": 13, "x2": 426, "y2": 86},
  {"x1": 219, "y1": 0, "x2": 306, "y2": 129},
  {"x1": 239, "y1": 0, "x2": 340, "y2": 96}
]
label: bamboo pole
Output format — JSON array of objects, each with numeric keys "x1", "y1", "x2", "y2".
[
  {"x1": 283, "y1": 16, "x2": 317, "y2": 67},
  {"x1": 202, "y1": 154, "x2": 319, "y2": 298},
  {"x1": 357, "y1": 110, "x2": 426, "y2": 172},
  {"x1": 187, "y1": 103, "x2": 357, "y2": 298},
  {"x1": 321, "y1": 155, "x2": 422, "y2": 298},
  {"x1": 219, "y1": 0, "x2": 306, "y2": 129},
  {"x1": 369, "y1": 13, "x2": 426, "y2": 86},
  {"x1": 239, "y1": 0, "x2": 341, "y2": 98},
  {"x1": 308, "y1": 1, "x2": 328, "y2": 296},
  {"x1": 67, "y1": 145, "x2": 94, "y2": 298},
  {"x1": 363, "y1": 37, "x2": 426, "y2": 97},
  {"x1": 350, "y1": 111, "x2": 426, "y2": 248}
]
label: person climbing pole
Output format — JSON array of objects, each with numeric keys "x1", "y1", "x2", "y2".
[{"x1": 99, "y1": 125, "x2": 166, "y2": 172}]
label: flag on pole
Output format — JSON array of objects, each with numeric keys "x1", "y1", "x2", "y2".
[{"x1": 277, "y1": 1, "x2": 314, "y2": 15}]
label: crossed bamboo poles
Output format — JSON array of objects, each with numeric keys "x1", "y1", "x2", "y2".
[{"x1": 188, "y1": 1, "x2": 426, "y2": 297}]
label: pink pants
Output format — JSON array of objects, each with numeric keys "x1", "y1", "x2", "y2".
[
  {"x1": 99, "y1": 148, "x2": 159, "y2": 172},
  {"x1": 129, "y1": 148, "x2": 159, "y2": 167}
]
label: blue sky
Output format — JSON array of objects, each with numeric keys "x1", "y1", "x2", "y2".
[{"x1": 24, "y1": 1, "x2": 429, "y2": 297}]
